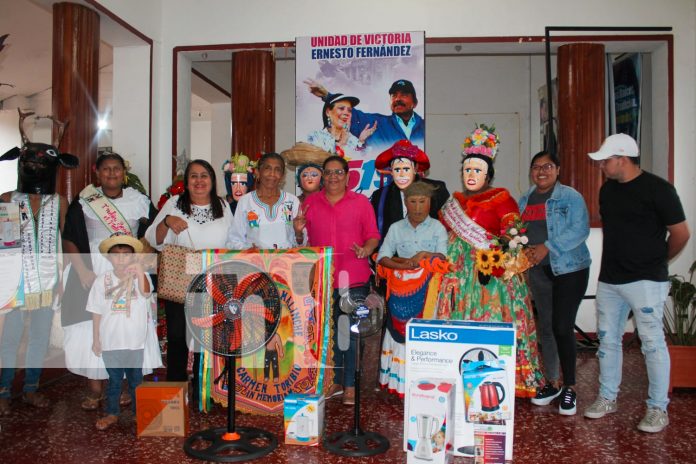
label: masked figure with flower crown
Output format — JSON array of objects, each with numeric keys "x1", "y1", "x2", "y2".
[{"x1": 435, "y1": 124, "x2": 542, "y2": 398}]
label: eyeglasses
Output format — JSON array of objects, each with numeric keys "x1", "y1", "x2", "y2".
[
  {"x1": 324, "y1": 169, "x2": 346, "y2": 177},
  {"x1": 301, "y1": 171, "x2": 321, "y2": 178},
  {"x1": 531, "y1": 163, "x2": 556, "y2": 173}
]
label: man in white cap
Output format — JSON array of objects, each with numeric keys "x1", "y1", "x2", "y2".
[{"x1": 583, "y1": 133, "x2": 690, "y2": 433}]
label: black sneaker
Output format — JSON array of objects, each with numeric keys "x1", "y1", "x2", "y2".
[
  {"x1": 559, "y1": 386, "x2": 577, "y2": 416},
  {"x1": 530, "y1": 383, "x2": 561, "y2": 406}
]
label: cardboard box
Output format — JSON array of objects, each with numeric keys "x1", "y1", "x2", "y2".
[
  {"x1": 405, "y1": 319, "x2": 516, "y2": 461},
  {"x1": 136, "y1": 381, "x2": 189, "y2": 437},
  {"x1": 284, "y1": 393, "x2": 324, "y2": 446},
  {"x1": 405, "y1": 378, "x2": 456, "y2": 464},
  {"x1": 474, "y1": 422, "x2": 506, "y2": 464}
]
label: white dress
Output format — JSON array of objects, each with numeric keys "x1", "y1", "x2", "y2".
[
  {"x1": 63, "y1": 187, "x2": 162, "y2": 380},
  {"x1": 145, "y1": 195, "x2": 234, "y2": 251},
  {"x1": 228, "y1": 191, "x2": 300, "y2": 250}
]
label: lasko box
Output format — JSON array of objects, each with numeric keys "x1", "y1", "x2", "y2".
[
  {"x1": 405, "y1": 319, "x2": 516, "y2": 461},
  {"x1": 136, "y1": 381, "x2": 189, "y2": 437},
  {"x1": 284, "y1": 393, "x2": 325, "y2": 446},
  {"x1": 405, "y1": 378, "x2": 456, "y2": 464}
]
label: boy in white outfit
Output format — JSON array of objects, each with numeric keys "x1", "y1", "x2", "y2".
[{"x1": 88, "y1": 232, "x2": 153, "y2": 430}]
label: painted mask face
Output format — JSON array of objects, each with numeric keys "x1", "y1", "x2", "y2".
[
  {"x1": 462, "y1": 157, "x2": 489, "y2": 192},
  {"x1": 391, "y1": 158, "x2": 416, "y2": 189},
  {"x1": 230, "y1": 173, "x2": 248, "y2": 201},
  {"x1": 300, "y1": 166, "x2": 322, "y2": 193}
]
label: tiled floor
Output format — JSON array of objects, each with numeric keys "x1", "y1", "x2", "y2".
[{"x1": 1, "y1": 338, "x2": 695, "y2": 464}]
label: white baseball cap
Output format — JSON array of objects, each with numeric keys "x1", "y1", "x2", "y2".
[{"x1": 588, "y1": 133, "x2": 639, "y2": 160}]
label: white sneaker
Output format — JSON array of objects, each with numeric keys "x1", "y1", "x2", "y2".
[
  {"x1": 637, "y1": 407, "x2": 669, "y2": 433},
  {"x1": 583, "y1": 396, "x2": 617, "y2": 419}
]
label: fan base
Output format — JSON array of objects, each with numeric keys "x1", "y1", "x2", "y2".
[
  {"x1": 184, "y1": 426, "x2": 277, "y2": 462},
  {"x1": 323, "y1": 429, "x2": 390, "y2": 457}
]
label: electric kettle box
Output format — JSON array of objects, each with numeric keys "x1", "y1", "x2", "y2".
[
  {"x1": 405, "y1": 319, "x2": 516, "y2": 461},
  {"x1": 136, "y1": 381, "x2": 189, "y2": 437},
  {"x1": 463, "y1": 359, "x2": 512, "y2": 422},
  {"x1": 404, "y1": 378, "x2": 456, "y2": 464},
  {"x1": 283, "y1": 393, "x2": 324, "y2": 446}
]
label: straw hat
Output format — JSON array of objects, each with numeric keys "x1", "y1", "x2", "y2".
[
  {"x1": 98, "y1": 232, "x2": 144, "y2": 255},
  {"x1": 280, "y1": 142, "x2": 332, "y2": 167}
]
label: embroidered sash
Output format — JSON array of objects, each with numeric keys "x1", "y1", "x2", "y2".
[
  {"x1": 14, "y1": 192, "x2": 61, "y2": 310},
  {"x1": 440, "y1": 197, "x2": 493, "y2": 250},
  {"x1": 79, "y1": 184, "x2": 132, "y2": 235}
]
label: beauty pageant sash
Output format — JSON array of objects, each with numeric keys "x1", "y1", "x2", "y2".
[{"x1": 440, "y1": 196, "x2": 493, "y2": 250}]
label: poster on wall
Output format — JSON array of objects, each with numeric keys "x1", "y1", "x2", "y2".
[
  {"x1": 199, "y1": 247, "x2": 334, "y2": 415},
  {"x1": 295, "y1": 31, "x2": 425, "y2": 196},
  {"x1": 612, "y1": 53, "x2": 642, "y2": 143}
]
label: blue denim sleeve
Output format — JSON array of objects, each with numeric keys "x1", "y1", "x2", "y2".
[{"x1": 545, "y1": 187, "x2": 590, "y2": 256}]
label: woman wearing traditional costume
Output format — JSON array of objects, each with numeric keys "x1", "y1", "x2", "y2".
[{"x1": 435, "y1": 125, "x2": 542, "y2": 398}]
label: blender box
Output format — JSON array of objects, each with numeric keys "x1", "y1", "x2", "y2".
[
  {"x1": 405, "y1": 319, "x2": 516, "y2": 461},
  {"x1": 136, "y1": 381, "x2": 189, "y2": 437},
  {"x1": 283, "y1": 393, "x2": 324, "y2": 446},
  {"x1": 404, "y1": 378, "x2": 456, "y2": 464}
]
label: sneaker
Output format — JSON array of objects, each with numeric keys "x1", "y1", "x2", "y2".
[
  {"x1": 530, "y1": 384, "x2": 561, "y2": 406},
  {"x1": 583, "y1": 396, "x2": 617, "y2": 419},
  {"x1": 637, "y1": 407, "x2": 669, "y2": 433},
  {"x1": 559, "y1": 387, "x2": 577, "y2": 416}
]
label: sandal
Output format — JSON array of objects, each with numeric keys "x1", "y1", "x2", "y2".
[
  {"x1": 0, "y1": 398, "x2": 11, "y2": 416},
  {"x1": 119, "y1": 391, "x2": 132, "y2": 407},
  {"x1": 326, "y1": 384, "x2": 344, "y2": 399},
  {"x1": 22, "y1": 392, "x2": 50, "y2": 408},
  {"x1": 95, "y1": 414, "x2": 119, "y2": 431},
  {"x1": 81, "y1": 394, "x2": 105, "y2": 411}
]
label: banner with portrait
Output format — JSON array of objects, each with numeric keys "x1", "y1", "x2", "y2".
[
  {"x1": 612, "y1": 53, "x2": 642, "y2": 143},
  {"x1": 199, "y1": 247, "x2": 334, "y2": 415},
  {"x1": 295, "y1": 31, "x2": 425, "y2": 196}
]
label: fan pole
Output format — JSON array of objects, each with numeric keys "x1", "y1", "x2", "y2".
[
  {"x1": 226, "y1": 357, "x2": 236, "y2": 437},
  {"x1": 353, "y1": 336, "x2": 362, "y2": 435}
]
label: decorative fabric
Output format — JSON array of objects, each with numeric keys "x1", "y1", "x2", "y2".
[
  {"x1": 200, "y1": 247, "x2": 334, "y2": 415},
  {"x1": 435, "y1": 190, "x2": 543, "y2": 398},
  {"x1": 13, "y1": 192, "x2": 61, "y2": 310}
]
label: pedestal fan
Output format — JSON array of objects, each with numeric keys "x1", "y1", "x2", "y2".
[
  {"x1": 183, "y1": 260, "x2": 281, "y2": 462},
  {"x1": 323, "y1": 285, "x2": 390, "y2": 457}
]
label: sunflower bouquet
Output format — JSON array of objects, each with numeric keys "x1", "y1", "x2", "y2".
[{"x1": 475, "y1": 217, "x2": 531, "y2": 282}]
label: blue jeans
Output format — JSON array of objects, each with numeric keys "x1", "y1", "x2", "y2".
[
  {"x1": 102, "y1": 349, "x2": 144, "y2": 416},
  {"x1": 0, "y1": 307, "x2": 54, "y2": 398},
  {"x1": 596, "y1": 280, "x2": 670, "y2": 410}
]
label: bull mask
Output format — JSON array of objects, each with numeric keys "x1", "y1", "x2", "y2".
[{"x1": 0, "y1": 109, "x2": 79, "y2": 194}]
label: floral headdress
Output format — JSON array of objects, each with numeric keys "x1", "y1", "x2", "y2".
[
  {"x1": 462, "y1": 123, "x2": 500, "y2": 159},
  {"x1": 222, "y1": 152, "x2": 256, "y2": 175}
]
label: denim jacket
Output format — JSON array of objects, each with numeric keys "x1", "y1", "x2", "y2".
[{"x1": 519, "y1": 182, "x2": 591, "y2": 275}]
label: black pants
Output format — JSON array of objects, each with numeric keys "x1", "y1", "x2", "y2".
[
  {"x1": 264, "y1": 350, "x2": 279, "y2": 380},
  {"x1": 164, "y1": 300, "x2": 200, "y2": 385},
  {"x1": 528, "y1": 266, "x2": 589, "y2": 386}
]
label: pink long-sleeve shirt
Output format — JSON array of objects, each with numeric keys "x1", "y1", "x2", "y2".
[{"x1": 304, "y1": 190, "x2": 380, "y2": 288}]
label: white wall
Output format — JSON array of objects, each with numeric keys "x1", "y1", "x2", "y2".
[
  {"x1": 211, "y1": 102, "x2": 231, "y2": 196},
  {"x1": 97, "y1": 0, "x2": 696, "y2": 278},
  {"x1": 112, "y1": 45, "x2": 151, "y2": 193},
  {"x1": 190, "y1": 120, "x2": 212, "y2": 165}
]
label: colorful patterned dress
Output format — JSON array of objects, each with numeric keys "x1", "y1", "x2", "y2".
[{"x1": 435, "y1": 189, "x2": 542, "y2": 398}]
